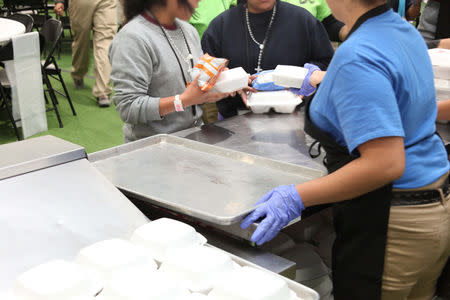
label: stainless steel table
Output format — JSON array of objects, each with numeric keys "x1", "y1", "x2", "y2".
[{"x1": 0, "y1": 136, "x2": 149, "y2": 294}]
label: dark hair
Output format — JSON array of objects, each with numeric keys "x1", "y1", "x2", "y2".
[{"x1": 124, "y1": 0, "x2": 193, "y2": 22}]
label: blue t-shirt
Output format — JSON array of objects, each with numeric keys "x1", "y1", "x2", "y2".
[{"x1": 310, "y1": 9, "x2": 449, "y2": 189}]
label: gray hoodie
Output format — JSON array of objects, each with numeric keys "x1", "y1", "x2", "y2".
[{"x1": 109, "y1": 15, "x2": 204, "y2": 142}]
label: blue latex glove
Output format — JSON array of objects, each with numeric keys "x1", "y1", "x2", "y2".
[
  {"x1": 241, "y1": 184, "x2": 305, "y2": 245},
  {"x1": 290, "y1": 63, "x2": 321, "y2": 96}
]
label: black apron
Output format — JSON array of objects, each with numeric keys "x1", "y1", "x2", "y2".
[{"x1": 303, "y1": 6, "x2": 393, "y2": 300}]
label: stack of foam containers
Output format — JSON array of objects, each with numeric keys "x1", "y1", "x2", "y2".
[
  {"x1": 247, "y1": 90, "x2": 302, "y2": 114},
  {"x1": 428, "y1": 49, "x2": 450, "y2": 101},
  {"x1": 211, "y1": 67, "x2": 249, "y2": 93},
  {"x1": 6, "y1": 218, "x2": 318, "y2": 300}
]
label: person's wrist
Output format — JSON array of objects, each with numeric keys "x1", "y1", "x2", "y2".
[
  {"x1": 288, "y1": 184, "x2": 304, "y2": 211},
  {"x1": 179, "y1": 93, "x2": 194, "y2": 107}
]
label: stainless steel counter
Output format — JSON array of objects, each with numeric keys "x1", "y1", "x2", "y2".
[
  {"x1": 175, "y1": 110, "x2": 326, "y2": 172},
  {"x1": 0, "y1": 136, "x2": 149, "y2": 294}
]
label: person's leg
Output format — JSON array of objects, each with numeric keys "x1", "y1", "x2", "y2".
[
  {"x1": 68, "y1": 0, "x2": 95, "y2": 85},
  {"x1": 92, "y1": 0, "x2": 117, "y2": 100},
  {"x1": 381, "y1": 177, "x2": 450, "y2": 300}
]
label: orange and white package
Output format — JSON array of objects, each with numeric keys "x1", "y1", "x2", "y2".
[{"x1": 189, "y1": 53, "x2": 228, "y2": 91}]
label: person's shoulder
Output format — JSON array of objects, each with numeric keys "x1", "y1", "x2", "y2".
[
  {"x1": 111, "y1": 15, "x2": 158, "y2": 52},
  {"x1": 116, "y1": 15, "x2": 152, "y2": 39}
]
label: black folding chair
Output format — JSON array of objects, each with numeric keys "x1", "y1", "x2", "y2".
[
  {"x1": 40, "y1": 18, "x2": 76, "y2": 120},
  {"x1": 4, "y1": 0, "x2": 50, "y2": 30},
  {"x1": 0, "y1": 70, "x2": 21, "y2": 140},
  {"x1": 5, "y1": 13, "x2": 34, "y2": 32},
  {"x1": 56, "y1": 11, "x2": 72, "y2": 60}
]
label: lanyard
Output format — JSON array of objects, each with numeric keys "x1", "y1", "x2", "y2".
[{"x1": 144, "y1": 11, "x2": 196, "y2": 116}]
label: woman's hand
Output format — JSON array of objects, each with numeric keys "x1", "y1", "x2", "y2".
[
  {"x1": 181, "y1": 76, "x2": 230, "y2": 106},
  {"x1": 241, "y1": 184, "x2": 305, "y2": 245}
]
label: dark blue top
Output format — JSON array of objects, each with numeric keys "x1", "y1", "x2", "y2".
[
  {"x1": 310, "y1": 9, "x2": 449, "y2": 189},
  {"x1": 201, "y1": 1, "x2": 334, "y2": 117}
]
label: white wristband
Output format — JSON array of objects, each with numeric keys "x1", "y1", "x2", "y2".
[{"x1": 174, "y1": 95, "x2": 184, "y2": 112}]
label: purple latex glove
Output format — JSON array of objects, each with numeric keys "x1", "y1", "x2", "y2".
[
  {"x1": 290, "y1": 63, "x2": 321, "y2": 96},
  {"x1": 241, "y1": 184, "x2": 305, "y2": 245}
]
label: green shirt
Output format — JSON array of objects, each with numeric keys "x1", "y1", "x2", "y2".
[
  {"x1": 281, "y1": 0, "x2": 331, "y2": 21},
  {"x1": 189, "y1": 0, "x2": 237, "y2": 38}
]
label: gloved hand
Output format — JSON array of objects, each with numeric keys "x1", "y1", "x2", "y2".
[
  {"x1": 290, "y1": 63, "x2": 321, "y2": 96},
  {"x1": 241, "y1": 184, "x2": 305, "y2": 245}
]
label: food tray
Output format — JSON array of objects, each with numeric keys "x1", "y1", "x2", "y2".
[
  {"x1": 247, "y1": 90, "x2": 302, "y2": 114},
  {"x1": 89, "y1": 135, "x2": 324, "y2": 225}
]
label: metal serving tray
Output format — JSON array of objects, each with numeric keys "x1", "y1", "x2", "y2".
[{"x1": 89, "y1": 135, "x2": 324, "y2": 225}]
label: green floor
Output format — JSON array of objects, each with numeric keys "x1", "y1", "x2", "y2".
[{"x1": 0, "y1": 40, "x2": 124, "y2": 153}]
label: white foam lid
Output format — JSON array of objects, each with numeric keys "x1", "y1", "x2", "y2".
[
  {"x1": 130, "y1": 218, "x2": 207, "y2": 263},
  {"x1": 10, "y1": 260, "x2": 100, "y2": 300},
  {"x1": 159, "y1": 245, "x2": 234, "y2": 293},
  {"x1": 100, "y1": 268, "x2": 189, "y2": 300},
  {"x1": 209, "y1": 266, "x2": 296, "y2": 300},
  {"x1": 272, "y1": 65, "x2": 308, "y2": 88},
  {"x1": 75, "y1": 239, "x2": 157, "y2": 284},
  {"x1": 213, "y1": 67, "x2": 249, "y2": 93}
]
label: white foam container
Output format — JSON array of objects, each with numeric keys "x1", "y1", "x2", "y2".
[
  {"x1": 130, "y1": 218, "x2": 207, "y2": 263},
  {"x1": 272, "y1": 65, "x2": 308, "y2": 88},
  {"x1": 208, "y1": 266, "x2": 299, "y2": 300},
  {"x1": 8, "y1": 260, "x2": 100, "y2": 300},
  {"x1": 428, "y1": 48, "x2": 450, "y2": 80},
  {"x1": 247, "y1": 90, "x2": 302, "y2": 114},
  {"x1": 212, "y1": 67, "x2": 249, "y2": 93},
  {"x1": 98, "y1": 268, "x2": 190, "y2": 300},
  {"x1": 435, "y1": 78, "x2": 450, "y2": 101},
  {"x1": 159, "y1": 245, "x2": 235, "y2": 294},
  {"x1": 75, "y1": 239, "x2": 157, "y2": 285},
  {"x1": 179, "y1": 293, "x2": 210, "y2": 300},
  {"x1": 208, "y1": 245, "x2": 319, "y2": 300}
]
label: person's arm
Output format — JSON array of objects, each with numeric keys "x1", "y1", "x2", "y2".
[
  {"x1": 110, "y1": 32, "x2": 228, "y2": 123},
  {"x1": 437, "y1": 100, "x2": 450, "y2": 120},
  {"x1": 299, "y1": 137, "x2": 404, "y2": 206},
  {"x1": 241, "y1": 62, "x2": 407, "y2": 245},
  {"x1": 418, "y1": 0, "x2": 442, "y2": 48}
]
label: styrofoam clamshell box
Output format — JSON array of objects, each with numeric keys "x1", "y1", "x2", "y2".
[
  {"x1": 435, "y1": 78, "x2": 450, "y2": 101},
  {"x1": 159, "y1": 245, "x2": 235, "y2": 294},
  {"x1": 130, "y1": 218, "x2": 207, "y2": 263},
  {"x1": 428, "y1": 49, "x2": 450, "y2": 80},
  {"x1": 75, "y1": 239, "x2": 157, "y2": 285},
  {"x1": 6, "y1": 260, "x2": 100, "y2": 300},
  {"x1": 272, "y1": 65, "x2": 308, "y2": 88},
  {"x1": 247, "y1": 90, "x2": 302, "y2": 114},
  {"x1": 212, "y1": 67, "x2": 249, "y2": 93}
]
